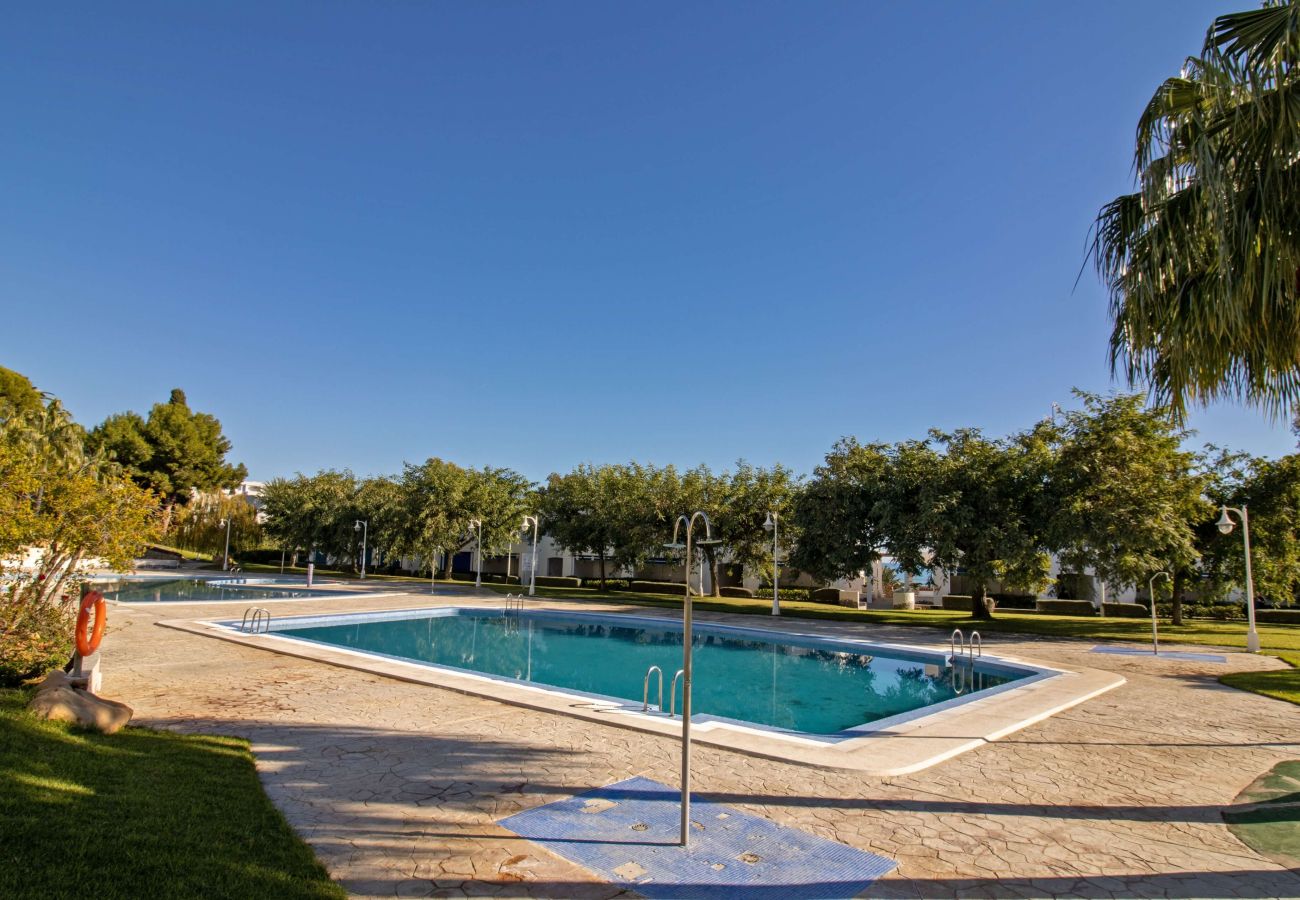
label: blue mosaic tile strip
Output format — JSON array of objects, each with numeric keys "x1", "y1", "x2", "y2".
[
  {"x1": 499, "y1": 776, "x2": 895, "y2": 899},
  {"x1": 1090, "y1": 645, "x2": 1227, "y2": 663}
]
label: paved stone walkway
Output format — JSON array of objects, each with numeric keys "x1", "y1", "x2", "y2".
[{"x1": 101, "y1": 589, "x2": 1300, "y2": 899}]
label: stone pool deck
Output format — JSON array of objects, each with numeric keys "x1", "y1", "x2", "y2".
[{"x1": 101, "y1": 587, "x2": 1300, "y2": 899}]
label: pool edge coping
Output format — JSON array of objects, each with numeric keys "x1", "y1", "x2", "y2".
[{"x1": 158, "y1": 601, "x2": 1126, "y2": 775}]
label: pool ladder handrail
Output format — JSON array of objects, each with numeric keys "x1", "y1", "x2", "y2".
[
  {"x1": 240, "y1": 607, "x2": 271, "y2": 634},
  {"x1": 949, "y1": 628, "x2": 982, "y2": 694},
  {"x1": 643, "y1": 665, "x2": 664, "y2": 712},
  {"x1": 669, "y1": 668, "x2": 686, "y2": 717},
  {"x1": 504, "y1": 593, "x2": 525, "y2": 614},
  {"x1": 949, "y1": 628, "x2": 982, "y2": 664}
]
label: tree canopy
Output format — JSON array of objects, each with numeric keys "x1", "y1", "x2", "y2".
[{"x1": 89, "y1": 388, "x2": 247, "y2": 524}]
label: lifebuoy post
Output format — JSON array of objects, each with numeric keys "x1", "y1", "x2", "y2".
[{"x1": 72, "y1": 589, "x2": 106, "y2": 693}]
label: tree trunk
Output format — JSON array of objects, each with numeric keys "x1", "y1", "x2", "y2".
[
  {"x1": 441, "y1": 548, "x2": 455, "y2": 580},
  {"x1": 704, "y1": 546, "x2": 721, "y2": 598},
  {"x1": 598, "y1": 552, "x2": 607, "y2": 591},
  {"x1": 1171, "y1": 569, "x2": 1185, "y2": 627},
  {"x1": 971, "y1": 583, "x2": 994, "y2": 620},
  {"x1": 161, "y1": 500, "x2": 175, "y2": 534}
]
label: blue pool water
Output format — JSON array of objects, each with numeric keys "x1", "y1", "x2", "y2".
[
  {"x1": 98, "y1": 577, "x2": 347, "y2": 603},
  {"x1": 271, "y1": 609, "x2": 1032, "y2": 735}
]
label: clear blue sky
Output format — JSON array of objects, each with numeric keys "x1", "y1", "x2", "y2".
[{"x1": 4, "y1": 1, "x2": 1292, "y2": 482}]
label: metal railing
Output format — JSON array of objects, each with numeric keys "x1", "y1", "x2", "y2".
[
  {"x1": 240, "y1": 607, "x2": 271, "y2": 634},
  {"x1": 669, "y1": 668, "x2": 686, "y2": 717},
  {"x1": 643, "y1": 665, "x2": 664, "y2": 712},
  {"x1": 948, "y1": 628, "x2": 982, "y2": 694},
  {"x1": 504, "y1": 593, "x2": 525, "y2": 614}
]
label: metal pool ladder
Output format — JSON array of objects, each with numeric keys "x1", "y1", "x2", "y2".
[
  {"x1": 504, "y1": 593, "x2": 525, "y2": 614},
  {"x1": 643, "y1": 665, "x2": 664, "y2": 712},
  {"x1": 669, "y1": 668, "x2": 686, "y2": 717},
  {"x1": 949, "y1": 628, "x2": 982, "y2": 694},
  {"x1": 240, "y1": 607, "x2": 271, "y2": 634}
]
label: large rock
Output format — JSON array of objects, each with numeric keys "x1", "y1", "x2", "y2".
[{"x1": 27, "y1": 671, "x2": 133, "y2": 734}]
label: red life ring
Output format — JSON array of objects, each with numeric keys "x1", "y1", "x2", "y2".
[{"x1": 75, "y1": 591, "x2": 106, "y2": 657}]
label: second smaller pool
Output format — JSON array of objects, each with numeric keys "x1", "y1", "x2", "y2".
[{"x1": 99, "y1": 577, "x2": 349, "y2": 604}]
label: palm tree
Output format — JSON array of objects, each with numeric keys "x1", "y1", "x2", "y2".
[{"x1": 1093, "y1": 1, "x2": 1300, "y2": 418}]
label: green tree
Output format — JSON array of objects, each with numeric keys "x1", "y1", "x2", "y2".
[
  {"x1": 790, "y1": 439, "x2": 889, "y2": 583},
  {"x1": 538, "y1": 463, "x2": 670, "y2": 590},
  {"x1": 89, "y1": 389, "x2": 247, "y2": 529},
  {"x1": 392, "y1": 458, "x2": 476, "y2": 579},
  {"x1": 171, "y1": 491, "x2": 263, "y2": 561},
  {"x1": 1, "y1": 382, "x2": 158, "y2": 682},
  {"x1": 1047, "y1": 393, "x2": 1203, "y2": 605},
  {"x1": 260, "y1": 475, "x2": 315, "y2": 566},
  {"x1": 464, "y1": 466, "x2": 535, "y2": 573},
  {"x1": 913, "y1": 428, "x2": 1055, "y2": 621},
  {"x1": 1201, "y1": 451, "x2": 1300, "y2": 609},
  {"x1": 355, "y1": 475, "x2": 404, "y2": 572},
  {"x1": 677, "y1": 462, "x2": 798, "y2": 597},
  {"x1": 1093, "y1": 1, "x2": 1300, "y2": 416}
]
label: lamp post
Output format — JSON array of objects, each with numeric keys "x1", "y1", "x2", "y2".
[
  {"x1": 354, "y1": 520, "x2": 368, "y2": 579},
  {"x1": 1148, "y1": 571, "x2": 1169, "y2": 655},
  {"x1": 763, "y1": 511, "x2": 780, "y2": 616},
  {"x1": 1217, "y1": 505, "x2": 1261, "y2": 653},
  {"x1": 521, "y1": 515, "x2": 540, "y2": 596},
  {"x1": 664, "y1": 511, "x2": 721, "y2": 848},
  {"x1": 219, "y1": 518, "x2": 232, "y2": 571},
  {"x1": 468, "y1": 519, "x2": 483, "y2": 588}
]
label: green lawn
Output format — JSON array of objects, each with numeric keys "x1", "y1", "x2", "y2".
[
  {"x1": 1220, "y1": 654, "x2": 1300, "y2": 706},
  {"x1": 0, "y1": 688, "x2": 344, "y2": 900}
]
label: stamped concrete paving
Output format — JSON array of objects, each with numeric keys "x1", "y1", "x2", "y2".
[{"x1": 101, "y1": 588, "x2": 1300, "y2": 899}]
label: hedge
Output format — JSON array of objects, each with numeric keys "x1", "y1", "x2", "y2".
[
  {"x1": 990, "y1": 593, "x2": 1038, "y2": 610},
  {"x1": 1102, "y1": 602, "x2": 1149, "y2": 618},
  {"x1": 761, "y1": 586, "x2": 812, "y2": 603},
  {"x1": 811, "y1": 587, "x2": 843, "y2": 603},
  {"x1": 1257, "y1": 608, "x2": 1300, "y2": 624},
  {"x1": 581, "y1": 578, "x2": 630, "y2": 591},
  {"x1": 533, "y1": 575, "x2": 582, "y2": 588},
  {"x1": 629, "y1": 580, "x2": 687, "y2": 594},
  {"x1": 720, "y1": 586, "x2": 755, "y2": 599},
  {"x1": 1035, "y1": 599, "x2": 1097, "y2": 616}
]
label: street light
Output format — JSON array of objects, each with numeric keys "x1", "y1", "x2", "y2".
[
  {"x1": 763, "y1": 511, "x2": 780, "y2": 616},
  {"x1": 1217, "y1": 505, "x2": 1261, "y2": 653},
  {"x1": 664, "y1": 511, "x2": 721, "y2": 848},
  {"x1": 468, "y1": 518, "x2": 483, "y2": 589},
  {"x1": 521, "y1": 515, "x2": 541, "y2": 596},
  {"x1": 354, "y1": 520, "x2": 368, "y2": 579},
  {"x1": 1148, "y1": 571, "x2": 1169, "y2": 655},
  {"x1": 219, "y1": 518, "x2": 232, "y2": 571}
]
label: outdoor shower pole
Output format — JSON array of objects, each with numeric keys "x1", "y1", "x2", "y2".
[{"x1": 666, "y1": 511, "x2": 718, "y2": 848}]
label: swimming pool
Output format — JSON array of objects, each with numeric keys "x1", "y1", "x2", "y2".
[
  {"x1": 264, "y1": 607, "x2": 1040, "y2": 736},
  {"x1": 98, "y1": 577, "x2": 349, "y2": 604}
]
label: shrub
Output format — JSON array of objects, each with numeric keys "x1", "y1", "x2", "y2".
[
  {"x1": 719, "y1": 586, "x2": 755, "y2": 599},
  {"x1": 941, "y1": 594, "x2": 1000, "y2": 612},
  {"x1": 811, "y1": 588, "x2": 844, "y2": 603},
  {"x1": 581, "y1": 578, "x2": 629, "y2": 591},
  {"x1": 628, "y1": 580, "x2": 687, "y2": 594},
  {"x1": 1257, "y1": 608, "x2": 1300, "y2": 624},
  {"x1": 990, "y1": 593, "x2": 1038, "y2": 610},
  {"x1": 756, "y1": 585, "x2": 811, "y2": 602},
  {"x1": 1035, "y1": 599, "x2": 1097, "y2": 616},
  {"x1": 1102, "y1": 602, "x2": 1149, "y2": 618},
  {"x1": 0, "y1": 585, "x2": 75, "y2": 686},
  {"x1": 533, "y1": 575, "x2": 582, "y2": 588}
]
